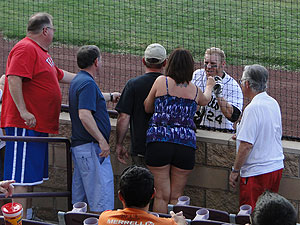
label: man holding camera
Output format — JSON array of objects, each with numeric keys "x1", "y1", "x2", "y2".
[{"x1": 192, "y1": 47, "x2": 243, "y2": 131}]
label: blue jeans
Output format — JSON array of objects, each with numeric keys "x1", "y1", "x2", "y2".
[{"x1": 71, "y1": 142, "x2": 114, "y2": 212}]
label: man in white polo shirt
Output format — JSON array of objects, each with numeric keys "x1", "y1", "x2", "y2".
[{"x1": 229, "y1": 64, "x2": 284, "y2": 210}]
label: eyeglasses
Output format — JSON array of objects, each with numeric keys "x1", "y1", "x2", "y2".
[{"x1": 45, "y1": 26, "x2": 56, "y2": 32}]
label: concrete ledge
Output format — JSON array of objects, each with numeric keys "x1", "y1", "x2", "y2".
[
  {"x1": 282, "y1": 140, "x2": 300, "y2": 154},
  {"x1": 196, "y1": 129, "x2": 235, "y2": 146},
  {"x1": 194, "y1": 127, "x2": 300, "y2": 155},
  {"x1": 60, "y1": 114, "x2": 300, "y2": 155},
  {"x1": 59, "y1": 112, "x2": 70, "y2": 121},
  {"x1": 279, "y1": 177, "x2": 300, "y2": 200},
  {"x1": 188, "y1": 166, "x2": 229, "y2": 190}
]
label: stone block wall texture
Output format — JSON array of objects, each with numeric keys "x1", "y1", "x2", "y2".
[{"x1": 34, "y1": 118, "x2": 300, "y2": 222}]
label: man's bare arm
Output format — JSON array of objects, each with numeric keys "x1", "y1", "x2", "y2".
[
  {"x1": 60, "y1": 70, "x2": 76, "y2": 84},
  {"x1": 103, "y1": 92, "x2": 121, "y2": 103},
  {"x1": 115, "y1": 113, "x2": 130, "y2": 164},
  {"x1": 79, "y1": 109, "x2": 110, "y2": 157},
  {"x1": 216, "y1": 97, "x2": 234, "y2": 120},
  {"x1": 7, "y1": 75, "x2": 36, "y2": 127},
  {"x1": 229, "y1": 141, "x2": 253, "y2": 188}
]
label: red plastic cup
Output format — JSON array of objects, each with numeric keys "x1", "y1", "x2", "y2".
[{"x1": 1, "y1": 202, "x2": 23, "y2": 225}]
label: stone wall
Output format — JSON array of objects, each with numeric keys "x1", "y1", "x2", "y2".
[{"x1": 34, "y1": 114, "x2": 300, "y2": 222}]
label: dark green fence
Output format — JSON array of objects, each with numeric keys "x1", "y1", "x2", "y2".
[{"x1": 0, "y1": 0, "x2": 299, "y2": 139}]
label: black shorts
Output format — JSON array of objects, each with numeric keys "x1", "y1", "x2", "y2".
[{"x1": 145, "y1": 142, "x2": 196, "y2": 170}]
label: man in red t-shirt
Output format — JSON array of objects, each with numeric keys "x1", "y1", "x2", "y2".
[
  {"x1": 1, "y1": 12, "x2": 75, "y2": 218},
  {"x1": 99, "y1": 166, "x2": 187, "y2": 225}
]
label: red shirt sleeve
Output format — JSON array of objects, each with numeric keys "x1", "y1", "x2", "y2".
[
  {"x1": 6, "y1": 42, "x2": 36, "y2": 79},
  {"x1": 55, "y1": 66, "x2": 64, "y2": 81}
]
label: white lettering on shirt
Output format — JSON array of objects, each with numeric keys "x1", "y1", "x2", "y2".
[
  {"x1": 46, "y1": 57, "x2": 54, "y2": 67},
  {"x1": 107, "y1": 220, "x2": 154, "y2": 225}
]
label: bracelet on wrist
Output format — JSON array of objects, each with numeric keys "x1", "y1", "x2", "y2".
[
  {"x1": 110, "y1": 93, "x2": 113, "y2": 101},
  {"x1": 231, "y1": 166, "x2": 240, "y2": 173}
]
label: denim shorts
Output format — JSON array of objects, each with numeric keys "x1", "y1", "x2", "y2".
[{"x1": 71, "y1": 142, "x2": 114, "y2": 212}]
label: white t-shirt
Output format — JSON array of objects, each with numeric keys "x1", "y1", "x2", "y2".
[
  {"x1": 236, "y1": 92, "x2": 284, "y2": 177},
  {"x1": 192, "y1": 69, "x2": 243, "y2": 130}
]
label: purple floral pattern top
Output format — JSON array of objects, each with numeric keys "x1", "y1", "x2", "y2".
[{"x1": 146, "y1": 77, "x2": 198, "y2": 149}]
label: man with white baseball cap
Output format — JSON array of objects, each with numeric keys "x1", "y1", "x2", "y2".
[
  {"x1": 115, "y1": 43, "x2": 167, "y2": 166},
  {"x1": 144, "y1": 43, "x2": 167, "y2": 64}
]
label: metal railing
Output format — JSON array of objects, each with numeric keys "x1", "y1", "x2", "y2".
[{"x1": 0, "y1": 136, "x2": 73, "y2": 210}]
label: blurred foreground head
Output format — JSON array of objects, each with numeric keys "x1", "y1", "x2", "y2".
[
  {"x1": 119, "y1": 166, "x2": 154, "y2": 208},
  {"x1": 251, "y1": 191, "x2": 296, "y2": 225}
]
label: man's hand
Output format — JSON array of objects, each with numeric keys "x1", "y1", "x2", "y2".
[
  {"x1": 206, "y1": 76, "x2": 216, "y2": 89},
  {"x1": 116, "y1": 144, "x2": 129, "y2": 164},
  {"x1": 0, "y1": 180, "x2": 15, "y2": 198},
  {"x1": 99, "y1": 141, "x2": 110, "y2": 158},
  {"x1": 111, "y1": 92, "x2": 121, "y2": 103},
  {"x1": 170, "y1": 211, "x2": 187, "y2": 225},
  {"x1": 229, "y1": 171, "x2": 239, "y2": 188},
  {"x1": 20, "y1": 110, "x2": 36, "y2": 128}
]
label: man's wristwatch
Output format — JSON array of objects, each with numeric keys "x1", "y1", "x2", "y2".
[
  {"x1": 231, "y1": 167, "x2": 240, "y2": 173},
  {"x1": 110, "y1": 93, "x2": 113, "y2": 101}
]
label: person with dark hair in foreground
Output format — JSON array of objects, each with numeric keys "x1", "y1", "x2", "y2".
[
  {"x1": 251, "y1": 191, "x2": 296, "y2": 225},
  {"x1": 144, "y1": 48, "x2": 215, "y2": 213},
  {"x1": 98, "y1": 166, "x2": 187, "y2": 225}
]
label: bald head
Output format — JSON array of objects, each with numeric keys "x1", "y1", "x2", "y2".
[{"x1": 27, "y1": 12, "x2": 53, "y2": 34}]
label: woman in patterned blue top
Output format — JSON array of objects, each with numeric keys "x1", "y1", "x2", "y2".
[{"x1": 144, "y1": 48, "x2": 216, "y2": 213}]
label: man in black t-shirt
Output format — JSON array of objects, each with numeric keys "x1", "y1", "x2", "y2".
[{"x1": 115, "y1": 43, "x2": 167, "y2": 166}]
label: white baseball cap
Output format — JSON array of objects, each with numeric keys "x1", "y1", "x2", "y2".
[{"x1": 144, "y1": 43, "x2": 166, "y2": 64}]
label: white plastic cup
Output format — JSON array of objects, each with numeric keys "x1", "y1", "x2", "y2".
[
  {"x1": 193, "y1": 208, "x2": 209, "y2": 221},
  {"x1": 83, "y1": 217, "x2": 98, "y2": 225},
  {"x1": 72, "y1": 202, "x2": 87, "y2": 213},
  {"x1": 238, "y1": 204, "x2": 252, "y2": 215},
  {"x1": 176, "y1": 196, "x2": 190, "y2": 205},
  {"x1": 1, "y1": 202, "x2": 23, "y2": 225}
]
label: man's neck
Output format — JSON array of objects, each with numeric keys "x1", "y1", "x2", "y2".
[
  {"x1": 81, "y1": 68, "x2": 95, "y2": 77},
  {"x1": 124, "y1": 204, "x2": 149, "y2": 212},
  {"x1": 220, "y1": 71, "x2": 226, "y2": 78},
  {"x1": 27, "y1": 34, "x2": 49, "y2": 51},
  {"x1": 249, "y1": 91, "x2": 264, "y2": 101},
  {"x1": 144, "y1": 67, "x2": 163, "y2": 74},
  {"x1": 217, "y1": 70, "x2": 226, "y2": 79}
]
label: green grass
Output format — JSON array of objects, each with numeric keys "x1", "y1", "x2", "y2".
[{"x1": 0, "y1": 0, "x2": 299, "y2": 70}]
